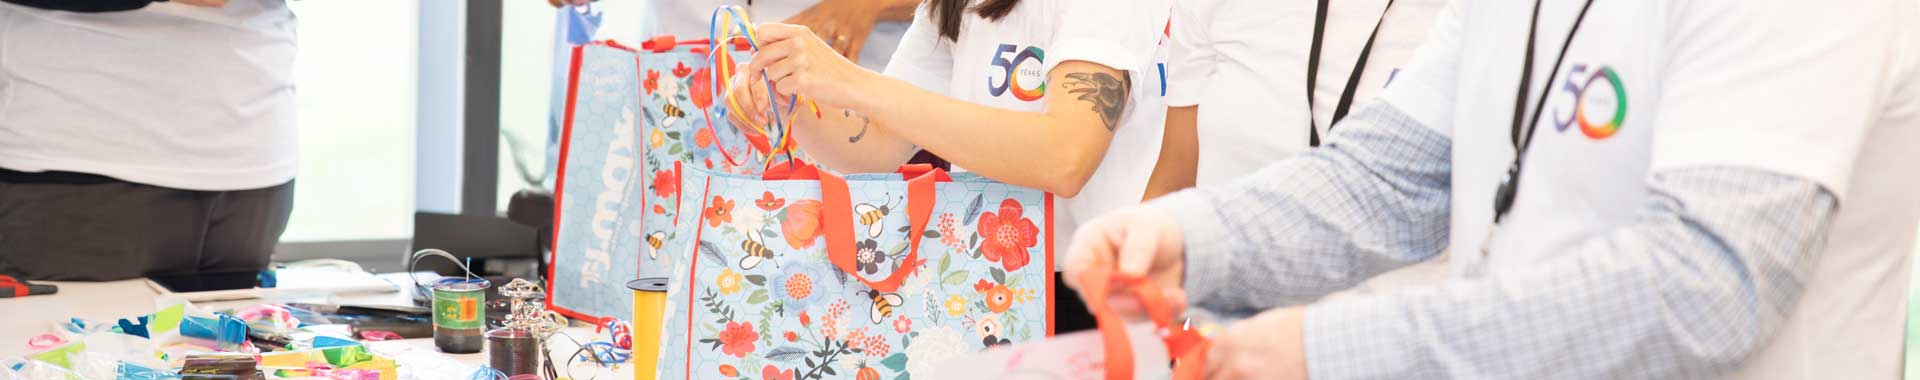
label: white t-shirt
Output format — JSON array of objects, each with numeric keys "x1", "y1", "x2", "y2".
[
  {"x1": 1166, "y1": 0, "x2": 1444, "y2": 186},
  {"x1": 881, "y1": 0, "x2": 1170, "y2": 263},
  {"x1": 1380, "y1": 0, "x2": 1920, "y2": 377},
  {"x1": 647, "y1": 0, "x2": 905, "y2": 71},
  {"x1": 0, "y1": 1, "x2": 298, "y2": 191}
]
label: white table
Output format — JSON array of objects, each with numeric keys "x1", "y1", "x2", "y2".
[{"x1": 0, "y1": 278, "x2": 634, "y2": 380}]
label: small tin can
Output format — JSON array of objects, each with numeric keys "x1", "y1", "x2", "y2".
[{"x1": 430, "y1": 278, "x2": 491, "y2": 354}]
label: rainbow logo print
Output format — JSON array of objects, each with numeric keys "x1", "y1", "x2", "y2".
[
  {"x1": 1553, "y1": 64, "x2": 1628, "y2": 140},
  {"x1": 987, "y1": 44, "x2": 1047, "y2": 101}
]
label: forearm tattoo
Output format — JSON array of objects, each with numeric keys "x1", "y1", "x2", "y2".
[
  {"x1": 1063, "y1": 72, "x2": 1130, "y2": 131},
  {"x1": 844, "y1": 109, "x2": 872, "y2": 143}
]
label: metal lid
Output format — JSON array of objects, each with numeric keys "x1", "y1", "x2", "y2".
[
  {"x1": 430, "y1": 277, "x2": 491, "y2": 291},
  {"x1": 627, "y1": 277, "x2": 669, "y2": 292}
]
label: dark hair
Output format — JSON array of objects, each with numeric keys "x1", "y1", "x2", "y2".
[{"x1": 928, "y1": 0, "x2": 1021, "y2": 41}]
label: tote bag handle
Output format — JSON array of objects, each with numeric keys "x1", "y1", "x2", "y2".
[
  {"x1": 1075, "y1": 267, "x2": 1209, "y2": 380},
  {"x1": 817, "y1": 165, "x2": 949, "y2": 293}
]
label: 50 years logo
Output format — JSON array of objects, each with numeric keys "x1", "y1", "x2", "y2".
[
  {"x1": 987, "y1": 44, "x2": 1046, "y2": 101},
  {"x1": 1552, "y1": 64, "x2": 1628, "y2": 140}
]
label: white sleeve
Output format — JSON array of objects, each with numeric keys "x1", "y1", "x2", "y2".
[
  {"x1": 1044, "y1": 0, "x2": 1170, "y2": 76},
  {"x1": 1163, "y1": 0, "x2": 1220, "y2": 107},
  {"x1": 881, "y1": 3, "x2": 954, "y2": 94},
  {"x1": 1373, "y1": 0, "x2": 1466, "y2": 137},
  {"x1": 1647, "y1": 0, "x2": 1903, "y2": 200}
]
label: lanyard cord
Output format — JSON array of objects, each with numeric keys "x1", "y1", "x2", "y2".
[
  {"x1": 1491, "y1": 0, "x2": 1598, "y2": 224},
  {"x1": 1306, "y1": 0, "x2": 1396, "y2": 147}
]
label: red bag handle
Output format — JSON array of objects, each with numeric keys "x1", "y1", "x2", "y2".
[
  {"x1": 641, "y1": 35, "x2": 752, "y2": 53},
  {"x1": 1075, "y1": 267, "x2": 1209, "y2": 380},
  {"x1": 817, "y1": 165, "x2": 948, "y2": 293}
]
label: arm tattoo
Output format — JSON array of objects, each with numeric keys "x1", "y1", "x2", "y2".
[
  {"x1": 844, "y1": 109, "x2": 872, "y2": 143},
  {"x1": 1063, "y1": 72, "x2": 1130, "y2": 131}
]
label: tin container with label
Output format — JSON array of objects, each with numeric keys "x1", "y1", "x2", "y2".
[{"x1": 430, "y1": 278, "x2": 490, "y2": 353}]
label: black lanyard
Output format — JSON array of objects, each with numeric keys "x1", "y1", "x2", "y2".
[
  {"x1": 1306, "y1": 0, "x2": 1396, "y2": 147},
  {"x1": 1490, "y1": 0, "x2": 1597, "y2": 224}
]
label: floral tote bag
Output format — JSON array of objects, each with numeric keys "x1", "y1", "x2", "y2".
[
  {"x1": 548, "y1": 41, "x2": 649, "y2": 322},
  {"x1": 654, "y1": 162, "x2": 1055, "y2": 380},
  {"x1": 636, "y1": 35, "x2": 764, "y2": 282}
]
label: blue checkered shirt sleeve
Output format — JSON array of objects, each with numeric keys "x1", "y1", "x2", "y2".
[{"x1": 1153, "y1": 101, "x2": 1839, "y2": 379}]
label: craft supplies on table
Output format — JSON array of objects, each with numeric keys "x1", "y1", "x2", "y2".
[
  {"x1": 409, "y1": 249, "x2": 492, "y2": 354},
  {"x1": 627, "y1": 278, "x2": 667, "y2": 380},
  {"x1": 0, "y1": 275, "x2": 58, "y2": 298},
  {"x1": 486, "y1": 279, "x2": 567, "y2": 377}
]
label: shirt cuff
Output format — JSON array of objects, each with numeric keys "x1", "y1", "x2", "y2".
[
  {"x1": 1150, "y1": 189, "x2": 1235, "y2": 310},
  {"x1": 1303, "y1": 296, "x2": 1423, "y2": 379}
]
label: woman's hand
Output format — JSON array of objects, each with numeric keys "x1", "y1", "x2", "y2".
[
  {"x1": 782, "y1": 0, "x2": 887, "y2": 62},
  {"x1": 723, "y1": 64, "x2": 771, "y2": 130},
  {"x1": 1062, "y1": 207, "x2": 1190, "y2": 319},
  {"x1": 746, "y1": 23, "x2": 884, "y2": 114},
  {"x1": 1205, "y1": 307, "x2": 1310, "y2": 380}
]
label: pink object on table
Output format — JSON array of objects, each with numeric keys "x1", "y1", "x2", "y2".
[
  {"x1": 25, "y1": 333, "x2": 66, "y2": 350},
  {"x1": 357, "y1": 330, "x2": 403, "y2": 342}
]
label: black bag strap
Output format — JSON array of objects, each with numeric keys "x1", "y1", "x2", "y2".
[{"x1": 1306, "y1": 0, "x2": 1396, "y2": 147}]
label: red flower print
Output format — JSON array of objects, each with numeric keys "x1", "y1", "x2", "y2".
[
  {"x1": 938, "y1": 213, "x2": 962, "y2": 248},
  {"x1": 984, "y1": 285, "x2": 1014, "y2": 313},
  {"x1": 705, "y1": 196, "x2": 734, "y2": 227},
  {"x1": 756, "y1": 191, "x2": 786, "y2": 211},
  {"x1": 690, "y1": 67, "x2": 714, "y2": 109},
  {"x1": 973, "y1": 279, "x2": 994, "y2": 293},
  {"x1": 799, "y1": 311, "x2": 812, "y2": 327},
  {"x1": 862, "y1": 334, "x2": 890, "y2": 357},
  {"x1": 784, "y1": 273, "x2": 814, "y2": 300},
  {"x1": 644, "y1": 70, "x2": 661, "y2": 95},
  {"x1": 893, "y1": 315, "x2": 911, "y2": 334},
  {"x1": 673, "y1": 62, "x2": 693, "y2": 78},
  {"x1": 976, "y1": 199, "x2": 1038, "y2": 272},
  {"x1": 718, "y1": 365, "x2": 739, "y2": 377},
  {"x1": 652, "y1": 169, "x2": 679, "y2": 198},
  {"x1": 762, "y1": 366, "x2": 794, "y2": 380},
  {"x1": 653, "y1": 204, "x2": 667, "y2": 215},
  {"x1": 784, "y1": 331, "x2": 798, "y2": 342},
  {"x1": 694, "y1": 126, "x2": 715, "y2": 148},
  {"x1": 717, "y1": 321, "x2": 758, "y2": 358},
  {"x1": 782, "y1": 200, "x2": 823, "y2": 249}
]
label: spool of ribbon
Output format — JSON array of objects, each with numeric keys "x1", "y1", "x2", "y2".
[{"x1": 596, "y1": 319, "x2": 634, "y2": 350}]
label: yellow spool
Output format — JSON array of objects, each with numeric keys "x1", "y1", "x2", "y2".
[{"x1": 628, "y1": 278, "x2": 669, "y2": 380}]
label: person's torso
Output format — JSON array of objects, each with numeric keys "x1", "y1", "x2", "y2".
[
  {"x1": 648, "y1": 0, "x2": 904, "y2": 71},
  {"x1": 1189, "y1": 0, "x2": 1446, "y2": 185},
  {"x1": 0, "y1": 1, "x2": 298, "y2": 190},
  {"x1": 1437, "y1": 1, "x2": 1920, "y2": 377},
  {"x1": 915, "y1": 0, "x2": 1170, "y2": 265}
]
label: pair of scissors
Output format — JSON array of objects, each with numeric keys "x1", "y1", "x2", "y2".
[{"x1": 0, "y1": 274, "x2": 58, "y2": 298}]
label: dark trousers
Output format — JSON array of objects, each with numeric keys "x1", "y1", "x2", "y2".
[{"x1": 0, "y1": 170, "x2": 294, "y2": 281}]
